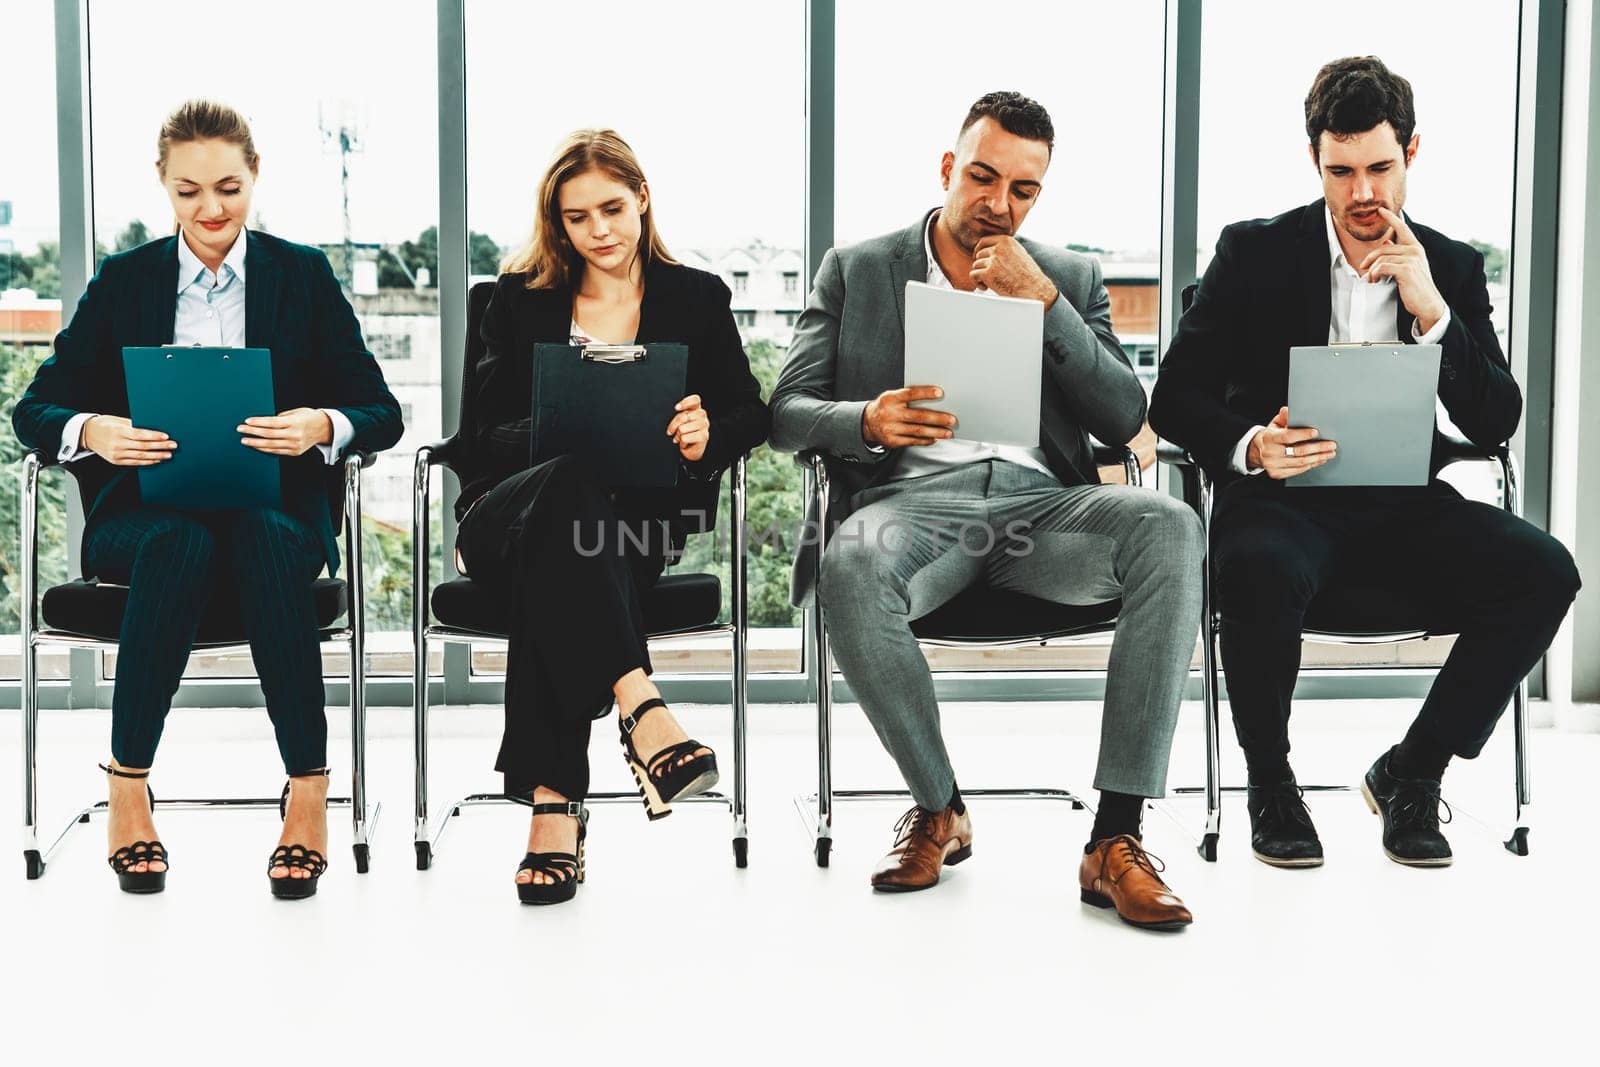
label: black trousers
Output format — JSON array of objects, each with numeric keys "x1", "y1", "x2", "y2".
[
  {"x1": 456, "y1": 456, "x2": 668, "y2": 802},
  {"x1": 1212, "y1": 479, "x2": 1580, "y2": 771},
  {"x1": 83, "y1": 506, "x2": 329, "y2": 774}
]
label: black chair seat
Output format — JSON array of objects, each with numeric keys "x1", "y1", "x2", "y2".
[
  {"x1": 40, "y1": 578, "x2": 349, "y2": 644},
  {"x1": 911, "y1": 587, "x2": 1120, "y2": 642},
  {"x1": 431, "y1": 572, "x2": 723, "y2": 638},
  {"x1": 1303, "y1": 583, "x2": 1451, "y2": 638}
]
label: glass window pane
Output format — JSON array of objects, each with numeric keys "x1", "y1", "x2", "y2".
[
  {"x1": 1197, "y1": 0, "x2": 1519, "y2": 670},
  {"x1": 465, "y1": 0, "x2": 807, "y2": 674},
  {"x1": 835, "y1": 0, "x2": 1165, "y2": 672},
  {"x1": 86, "y1": 0, "x2": 440, "y2": 679},
  {"x1": 2, "y1": 2, "x2": 69, "y2": 680},
  {"x1": 836, "y1": 0, "x2": 1165, "y2": 343}
]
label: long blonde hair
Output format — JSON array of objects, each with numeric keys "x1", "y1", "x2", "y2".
[{"x1": 502, "y1": 128, "x2": 677, "y2": 289}]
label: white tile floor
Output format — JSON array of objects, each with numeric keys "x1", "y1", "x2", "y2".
[{"x1": 1, "y1": 697, "x2": 1594, "y2": 1064}]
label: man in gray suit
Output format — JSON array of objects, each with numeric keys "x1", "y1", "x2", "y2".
[{"x1": 770, "y1": 92, "x2": 1203, "y2": 929}]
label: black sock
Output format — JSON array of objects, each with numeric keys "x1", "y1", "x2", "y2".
[
  {"x1": 947, "y1": 783, "x2": 965, "y2": 816},
  {"x1": 1086, "y1": 790, "x2": 1143, "y2": 850},
  {"x1": 1245, "y1": 753, "x2": 1293, "y2": 788},
  {"x1": 1389, "y1": 722, "x2": 1452, "y2": 782}
]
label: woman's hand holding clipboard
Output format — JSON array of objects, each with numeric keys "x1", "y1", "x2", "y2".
[
  {"x1": 80, "y1": 415, "x2": 177, "y2": 466},
  {"x1": 666, "y1": 394, "x2": 710, "y2": 462}
]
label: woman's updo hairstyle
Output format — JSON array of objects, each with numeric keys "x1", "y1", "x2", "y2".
[{"x1": 156, "y1": 99, "x2": 259, "y2": 177}]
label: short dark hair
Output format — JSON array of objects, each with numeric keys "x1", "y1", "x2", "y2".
[
  {"x1": 959, "y1": 91, "x2": 1054, "y2": 155},
  {"x1": 1304, "y1": 56, "x2": 1415, "y2": 160}
]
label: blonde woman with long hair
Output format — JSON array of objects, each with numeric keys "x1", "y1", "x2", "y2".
[{"x1": 459, "y1": 129, "x2": 769, "y2": 904}]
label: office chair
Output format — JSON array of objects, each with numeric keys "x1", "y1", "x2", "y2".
[
  {"x1": 1160, "y1": 282, "x2": 1531, "y2": 860},
  {"x1": 18, "y1": 449, "x2": 380, "y2": 879},
  {"x1": 795, "y1": 446, "x2": 1143, "y2": 867}
]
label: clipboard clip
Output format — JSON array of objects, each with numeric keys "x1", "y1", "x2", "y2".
[
  {"x1": 580, "y1": 344, "x2": 647, "y2": 364},
  {"x1": 157, "y1": 343, "x2": 232, "y2": 359}
]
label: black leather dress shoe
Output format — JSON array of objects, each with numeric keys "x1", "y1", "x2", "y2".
[
  {"x1": 1361, "y1": 748, "x2": 1453, "y2": 867},
  {"x1": 1246, "y1": 775, "x2": 1324, "y2": 868}
]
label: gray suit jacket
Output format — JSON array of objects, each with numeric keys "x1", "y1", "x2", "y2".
[{"x1": 770, "y1": 210, "x2": 1146, "y2": 606}]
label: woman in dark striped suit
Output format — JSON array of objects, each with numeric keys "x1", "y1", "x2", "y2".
[{"x1": 12, "y1": 100, "x2": 403, "y2": 898}]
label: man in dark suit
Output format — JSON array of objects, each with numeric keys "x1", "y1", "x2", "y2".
[{"x1": 1150, "y1": 56, "x2": 1580, "y2": 869}]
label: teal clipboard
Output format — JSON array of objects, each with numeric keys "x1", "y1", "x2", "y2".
[
  {"x1": 121, "y1": 346, "x2": 283, "y2": 510},
  {"x1": 531, "y1": 342, "x2": 688, "y2": 488}
]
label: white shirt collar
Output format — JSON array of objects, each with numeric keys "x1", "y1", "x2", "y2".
[
  {"x1": 923, "y1": 210, "x2": 950, "y2": 287},
  {"x1": 924, "y1": 210, "x2": 1008, "y2": 300},
  {"x1": 176, "y1": 228, "x2": 248, "y2": 292},
  {"x1": 1325, "y1": 205, "x2": 1393, "y2": 285}
]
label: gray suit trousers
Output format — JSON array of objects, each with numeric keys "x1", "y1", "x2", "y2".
[{"x1": 817, "y1": 460, "x2": 1203, "y2": 809}]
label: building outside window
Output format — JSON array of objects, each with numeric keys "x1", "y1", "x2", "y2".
[{"x1": 0, "y1": 1, "x2": 67, "y2": 682}]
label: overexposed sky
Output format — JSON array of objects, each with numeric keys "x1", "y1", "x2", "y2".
[{"x1": 1, "y1": 0, "x2": 1519, "y2": 264}]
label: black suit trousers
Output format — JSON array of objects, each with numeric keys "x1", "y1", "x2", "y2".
[
  {"x1": 456, "y1": 455, "x2": 667, "y2": 802},
  {"x1": 84, "y1": 505, "x2": 328, "y2": 774},
  {"x1": 1212, "y1": 479, "x2": 1580, "y2": 770}
]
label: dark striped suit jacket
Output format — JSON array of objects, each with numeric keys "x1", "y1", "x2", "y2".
[{"x1": 11, "y1": 231, "x2": 404, "y2": 574}]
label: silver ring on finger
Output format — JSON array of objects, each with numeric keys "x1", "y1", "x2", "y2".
[{"x1": 1284, "y1": 445, "x2": 1297, "y2": 457}]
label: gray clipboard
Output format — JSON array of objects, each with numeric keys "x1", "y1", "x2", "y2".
[
  {"x1": 121, "y1": 345, "x2": 283, "y2": 509},
  {"x1": 903, "y1": 281, "x2": 1043, "y2": 448},
  {"x1": 531, "y1": 342, "x2": 688, "y2": 487},
  {"x1": 1285, "y1": 342, "x2": 1441, "y2": 487}
]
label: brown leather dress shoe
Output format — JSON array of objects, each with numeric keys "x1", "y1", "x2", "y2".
[
  {"x1": 870, "y1": 804, "x2": 973, "y2": 892},
  {"x1": 1078, "y1": 835, "x2": 1193, "y2": 931}
]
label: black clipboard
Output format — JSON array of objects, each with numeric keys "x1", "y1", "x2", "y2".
[
  {"x1": 531, "y1": 342, "x2": 688, "y2": 488},
  {"x1": 121, "y1": 345, "x2": 283, "y2": 510}
]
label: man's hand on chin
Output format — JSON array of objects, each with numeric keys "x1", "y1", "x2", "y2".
[{"x1": 970, "y1": 235, "x2": 1058, "y2": 307}]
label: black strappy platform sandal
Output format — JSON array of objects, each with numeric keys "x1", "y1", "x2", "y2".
[
  {"x1": 269, "y1": 768, "x2": 330, "y2": 900},
  {"x1": 618, "y1": 697, "x2": 719, "y2": 820},
  {"x1": 514, "y1": 801, "x2": 589, "y2": 906},
  {"x1": 100, "y1": 763, "x2": 167, "y2": 894}
]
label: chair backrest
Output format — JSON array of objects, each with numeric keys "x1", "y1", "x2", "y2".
[
  {"x1": 325, "y1": 460, "x2": 348, "y2": 530},
  {"x1": 444, "y1": 280, "x2": 500, "y2": 474}
]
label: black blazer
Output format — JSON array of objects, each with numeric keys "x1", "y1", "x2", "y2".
[
  {"x1": 11, "y1": 232, "x2": 404, "y2": 574},
  {"x1": 1148, "y1": 199, "x2": 1521, "y2": 486},
  {"x1": 465, "y1": 258, "x2": 770, "y2": 540}
]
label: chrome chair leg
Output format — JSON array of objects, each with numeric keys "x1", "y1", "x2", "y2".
[
  {"x1": 812, "y1": 607, "x2": 835, "y2": 868},
  {"x1": 20, "y1": 451, "x2": 44, "y2": 880},
  {"x1": 344, "y1": 455, "x2": 374, "y2": 874},
  {"x1": 1506, "y1": 673, "x2": 1531, "y2": 856},
  {"x1": 1199, "y1": 621, "x2": 1222, "y2": 863},
  {"x1": 729, "y1": 456, "x2": 750, "y2": 868},
  {"x1": 413, "y1": 637, "x2": 434, "y2": 870},
  {"x1": 21, "y1": 616, "x2": 42, "y2": 881},
  {"x1": 1198, "y1": 470, "x2": 1222, "y2": 861},
  {"x1": 411, "y1": 444, "x2": 435, "y2": 870}
]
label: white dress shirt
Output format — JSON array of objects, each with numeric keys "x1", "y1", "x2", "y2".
[
  {"x1": 60, "y1": 229, "x2": 354, "y2": 465},
  {"x1": 882, "y1": 212, "x2": 1056, "y2": 483},
  {"x1": 1227, "y1": 207, "x2": 1451, "y2": 474}
]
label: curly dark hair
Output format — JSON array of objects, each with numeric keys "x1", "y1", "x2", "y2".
[
  {"x1": 959, "y1": 91, "x2": 1054, "y2": 155},
  {"x1": 1305, "y1": 56, "x2": 1415, "y2": 160}
]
